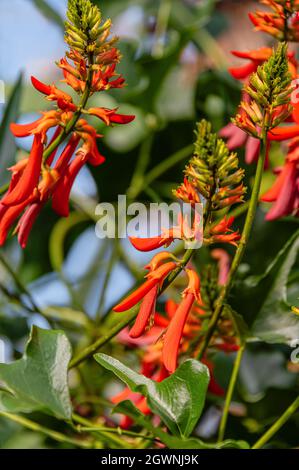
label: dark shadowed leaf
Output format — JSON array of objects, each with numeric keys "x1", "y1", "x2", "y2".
[
  {"x1": 31, "y1": 0, "x2": 64, "y2": 29},
  {"x1": 0, "y1": 326, "x2": 72, "y2": 420},
  {"x1": 229, "y1": 229, "x2": 299, "y2": 344},
  {"x1": 95, "y1": 353, "x2": 209, "y2": 437},
  {"x1": 113, "y1": 400, "x2": 249, "y2": 449}
]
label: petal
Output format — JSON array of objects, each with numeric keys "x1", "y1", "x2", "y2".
[
  {"x1": 0, "y1": 199, "x2": 31, "y2": 246},
  {"x1": 10, "y1": 118, "x2": 43, "y2": 137},
  {"x1": 129, "y1": 285, "x2": 158, "y2": 338},
  {"x1": 1, "y1": 134, "x2": 43, "y2": 206},
  {"x1": 245, "y1": 136, "x2": 260, "y2": 164},
  {"x1": 31, "y1": 76, "x2": 51, "y2": 95},
  {"x1": 268, "y1": 125, "x2": 299, "y2": 141},
  {"x1": 229, "y1": 61, "x2": 256, "y2": 80},
  {"x1": 265, "y1": 162, "x2": 297, "y2": 220},
  {"x1": 162, "y1": 293, "x2": 195, "y2": 373},
  {"x1": 129, "y1": 236, "x2": 172, "y2": 252},
  {"x1": 52, "y1": 153, "x2": 87, "y2": 217},
  {"x1": 54, "y1": 134, "x2": 80, "y2": 174},
  {"x1": 113, "y1": 277, "x2": 159, "y2": 313},
  {"x1": 16, "y1": 202, "x2": 43, "y2": 249},
  {"x1": 109, "y1": 113, "x2": 135, "y2": 124}
]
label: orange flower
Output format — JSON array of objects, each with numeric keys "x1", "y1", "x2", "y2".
[
  {"x1": 31, "y1": 76, "x2": 77, "y2": 111},
  {"x1": 261, "y1": 138, "x2": 299, "y2": 220},
  {"x1": 1, "y1": 134, "x2": 43, "y2": 207},
  {"x1": 173, "y1": 177, "x2": 201, "y2": 206},
  {"x1": 87, "y1": 107, "x2": 135, "y2": 126},
  {"x1": 208, "y1": 216, "x2": 241, "y2": 247},
  {"x1": 113, "y1": 262, "x2": 177, "y2": 313},
  {"x1": 162, "y1": 269, "x2": 201, "y2": 373},
  {"x1": 249, "y1": 0, "x2": 299, "y2": 42},
  {"x1": 229, "y1": 47, "x2": 272, "y2": 80}
]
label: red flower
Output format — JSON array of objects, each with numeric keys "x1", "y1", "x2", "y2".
[
  {"x1": 87, "y1": 107, "x2": 135, "y2": 126},
  {"x1": 220, "y1": 122, "x2": 261, "y2": 165},
  {"x1": 208, "y1": 216, "x2": 241, "y2": 247},
  {"x1": 162, "y1": 269, "x2": 201, "y2": 373},
  {"x1": 113, "y1": 261, "x2": 177, "y2": 313},
  {"x1": 31, "y1": 76, "x2": 77, "y2": 111},
  {"x1": 173, "y1": 177, "x2": 201, "y2": 206},
  {"x1": 211, "y1": 249, "x2": 231, "y2": 286},
  {"x1": 229, "y1": 48, "x2": 272, "y2": 81},
  {"x1": 249, "y1": 1, "x2": 299, "y2": 42},
  {"x1": 261, "y1": 138, "x2": 299, "y2": 220},
  {"x1": 1, "y1": 134, "x2": 43, "y2": 207}
]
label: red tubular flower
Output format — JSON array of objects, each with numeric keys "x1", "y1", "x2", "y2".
[
  {"x1": 162, "y1": 269, "x2": 201, "y2": 373},
  {"x1": 173, "y1": 177, "x2": 201, "y2": 206},
  {"x1": 208, "y1": 216, "x2": 241, "y2": 247},
  {"x1": 261, "y1": 157, "x2": 299, "y2": 221},
  {"x1": 0, "y1": 196, "x2": 36, "y2": 246},
  {"x1": 16, "y1": 202, "x2": 44, "y2": 249},
  {"x1": 113, "y1": 262, "x2": 177, "y2": 313},
  {"x1": 229, "y1": 48, "x2": 272, "y2": 80},
  {"x1": 10, "y1": 110, "x2": 65, "y2": 141},
  {"x1": 249, "y1": 1, "x2": 299, "y2": 42},
  {"x1": 52, "y1": 152, "x2": 88, "y2": 217},
  {"x1": 129, "y1": 235, "x2": 174, "y2": 252},
  {"x1": 1, "y1": 134, "x2": 43, "y2": 207},
  {"x1": 220, "y1": 122, "x2": 261, "y2": 165},
  {"x1": 129, "y1": 285, "x2": 159, "y2": 338},
  {"x1": 211, "y1": 249, "x2": 231, "y2": 286},
  {"x1": 31, "y1": 76, "x2": 77, "y2": 111},
  {"x1": 87, "y1": 107, "x2": 135, "y2": 126}
]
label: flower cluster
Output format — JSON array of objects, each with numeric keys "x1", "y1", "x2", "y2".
[
  {"x1": 185, "y1": 120, "x2": 246, "y2": 212},
  {"x1": 221, "y1": 0, "x2": 299, "y2": 221},
  {"x1": 113, "y1": 120, "x2": 245, "y2": 383},
  {"x1": 113, "y1": 249, "x2": 239, "y2": 428},
  {"x1": 249, "y1": 0, "x2": 299, "y2": 41},
  {"x1": 233, "y1": 43, "x2": 292, "y2": 137},
  {"x1": 0, "y1": 0, "x2": 134, "y2": 248}
]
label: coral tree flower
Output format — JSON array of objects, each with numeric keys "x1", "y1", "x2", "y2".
[
  {"x1": 261, "y1": 138, "x2": 299, "y2": 220},
  {"x1": 162, "y1": 269, "x2": 201, "y2": 373},
  {"x1": 249, "y1": 0, "x2": 299, "y2": 42},
  {"x1": 113, "y1": 258, "x2": 177, "y2": 313},
  {"x1": 207, "y1": 216, "x2": 241, "y2": 247},
  {"x1": 0, "y1": 3, "x2": 135, "y2": 248}
]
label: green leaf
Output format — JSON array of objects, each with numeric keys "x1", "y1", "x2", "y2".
[
  {"x1": 0, "y1": 73, "x2": 23, "y2": 186},
  {"x1": 113, "y1": 401, "x2": 249, "y2": 449},
  {"x1": 49, "y1": 211, "x2": 90, "y2": 272},
  {"x1": 94, "y1": 353, "x2": 209, "y2": 437},
  {"x1": 0, "y1": 326, "x2": 72, "y2": 420},
  {"x1": 31, "y1": 0, "x2": 64, "y2": 30},
  {"x1": 230, "y1": 229, "x2": 299, "y2": 344}
]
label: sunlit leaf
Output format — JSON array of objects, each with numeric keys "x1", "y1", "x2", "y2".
[
  {"x1": 95, "y1": 354, "x2": 209, "y2": 437},
  {"x1": 0, "y1": 326, "x2": 72, "y2": 420}
]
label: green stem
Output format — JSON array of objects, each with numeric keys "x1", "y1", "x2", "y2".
[
  {"x1": 152, "y1": 0, "x2": 172, "y2": 59},
  {"x1": 252, "y1": 396, "x2": 299, "y2": 449},
  {"x1": 72, "y1": 413, "x2": 131, "y2": 448},
  {"x1": 0, "y1": 410, "x2": 92, "y2": 448},
  {"x1": 95, "y1": 242, "x2": 118, "y2": 323},
  {"x1": 0, "y1": 252, "x2": 41, "y2": 314},
  {"x1": 127, "y1": 135, "x2": 154, "y2": 200},
  {"x1": 79, "y1": 426, "x2": 155, "y2": 442},
  {"x1": 218, "y1": 343, "x2": 245, "y2": 442},
  {"x1": 197, "y1": 136, "x2": 267, "y2": 359}
]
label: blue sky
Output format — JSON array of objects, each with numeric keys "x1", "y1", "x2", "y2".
[{"x1": 0, "y1": 0, "x2": 67, "y2": 83}]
